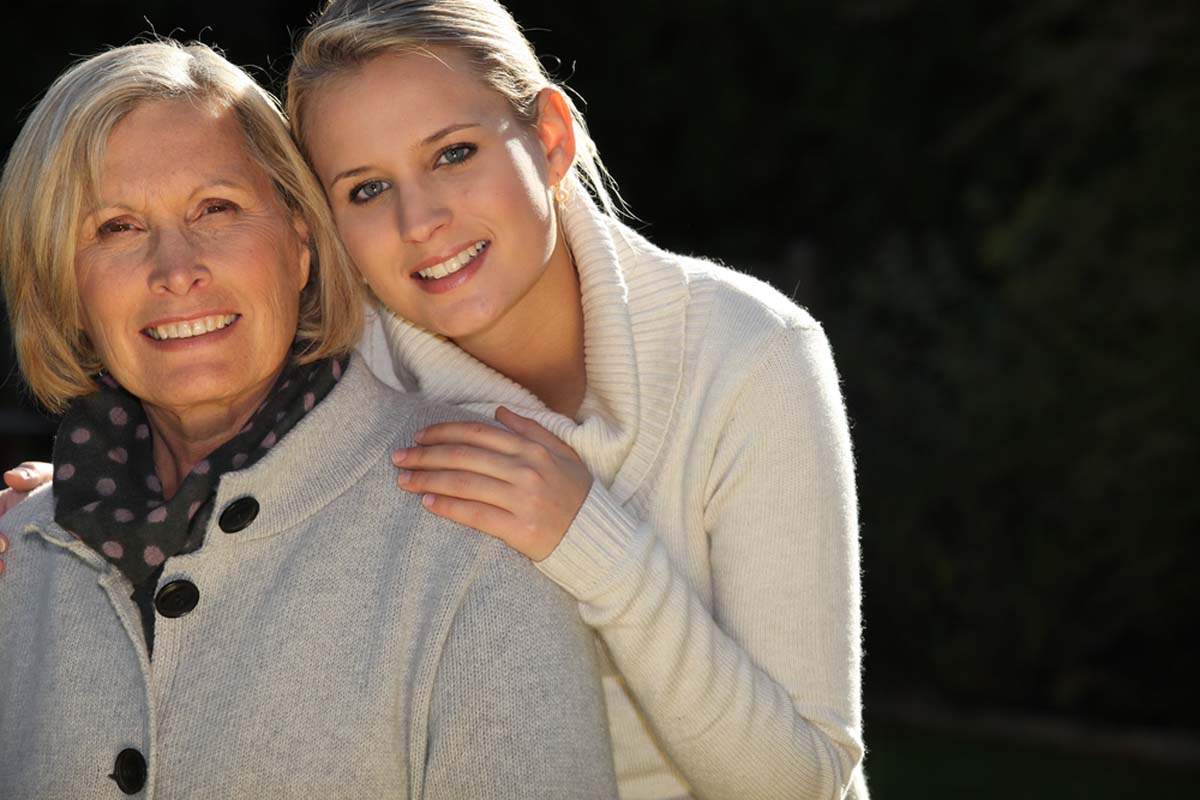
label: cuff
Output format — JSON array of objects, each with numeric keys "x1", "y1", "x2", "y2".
[{"x1": 535, "y1": 480, "x2": 641, "y2": 601}]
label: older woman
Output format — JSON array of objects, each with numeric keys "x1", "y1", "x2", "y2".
[{"x1": 0, "y1": 41, "x2": 615, "y2": 798}]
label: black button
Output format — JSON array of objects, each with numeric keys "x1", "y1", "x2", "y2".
[
  {"x1": 155, "y1": 579, "x2": 199, "y2": 618},
  {"x1": 110, "y1": 747, "x2": 146, "y2": 794},
  {"x1": 219, "y1": 496, "x2": 259, "y2": 533}
]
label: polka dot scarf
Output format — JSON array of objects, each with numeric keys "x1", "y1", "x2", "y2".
[{"x1": 52, "y1": 354, "x2": 349, "y2": 586}]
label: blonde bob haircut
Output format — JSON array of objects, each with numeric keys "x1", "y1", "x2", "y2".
[
  {"x1": 0, "y1": 40, "x2": 363, "y2": 414},
  {"x1": 287, "y1": 0, "x2": 626, "y2": 219}
]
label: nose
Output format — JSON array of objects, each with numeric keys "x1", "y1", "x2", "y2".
[
  {"x1": 148, "y1": 228, "x2": 210, "y2": 294},
  {"x1": 394, "y1": 179, "x2": 451, "y2": 244}
]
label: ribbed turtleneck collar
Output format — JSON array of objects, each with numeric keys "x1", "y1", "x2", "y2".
[{"x1": 379, "y1": 192, "x2": 689, "y2": 503}]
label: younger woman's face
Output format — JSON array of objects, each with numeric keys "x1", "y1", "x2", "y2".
[{"x1": 304, "y1": 48, "x2": 573, "y2": 345}]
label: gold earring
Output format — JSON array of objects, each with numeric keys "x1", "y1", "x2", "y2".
[{"x1": 554, "y1": 183, "x2": 569, "y2": 204}]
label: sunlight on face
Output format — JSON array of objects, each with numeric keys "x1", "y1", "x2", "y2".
[
  {"x1": 74, "y1": 98, "x2": 310, "y2": 419},
  {"x1": 304, "y1": 47, "x2": 571, "y2": 347}
]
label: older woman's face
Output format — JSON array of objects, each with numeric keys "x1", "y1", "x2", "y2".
[{"x1": 74, "y1": 99, "x2": 310, "y2": 417}]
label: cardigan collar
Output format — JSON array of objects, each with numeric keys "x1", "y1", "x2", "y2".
[
  {"x1": 380, "y1": 192, "x2": 689, "y2": 502},
  {"x1": 21, "y1": 356, "x2": 407, "y2": 571}
]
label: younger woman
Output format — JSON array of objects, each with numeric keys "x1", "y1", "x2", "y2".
[
  {"x1": 2, "y1": 1, "x2": 867, "y2": 796},
  {"x1": 291, "y1": 2, "x2": 867, "y2": 797}
]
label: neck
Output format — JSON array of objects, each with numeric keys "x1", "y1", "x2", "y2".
[
  {"x1": 144, "y1": 375, "x2": 278, "y2": 499},
  {"x1": 454, "y1": 235, "x2": 587, "y2": 418}
]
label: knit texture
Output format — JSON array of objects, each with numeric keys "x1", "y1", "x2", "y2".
[
  {"x1": 0, "y1": 357, "x2": 616, "y2": 799},
  {"x1": 361, "y1": 194, "x2": 868, "y2": 799}
]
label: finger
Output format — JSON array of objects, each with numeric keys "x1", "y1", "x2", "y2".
[
  {"x1": 412, "y1": 420, "x2": 525, "y2": 455},
  {"x1": 0, "y1": 489, "x2": 31, "y2": 518},
  {"x1": 398, "y1": 468, "x2": 516, "y2": 510},
  {"x1": 494, "y1": 406, "x2": 579, "y2": 459},
  {"x1": 393, "y1": 442, "x2": 518, "y2": 483},
  {"x1": 419, "y1": 493, "x2": 518, "y2": 542},
  {"x1": 4, "y1": 461, "x2": 53, "y2": 491},
  {"x1": 0, "y1": 532, "x2": 8, "y2": 552}
]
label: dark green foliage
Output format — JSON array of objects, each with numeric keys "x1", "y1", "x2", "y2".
[{"x1": 1, "y1": 0, "x2": 1195, "y2": 730}]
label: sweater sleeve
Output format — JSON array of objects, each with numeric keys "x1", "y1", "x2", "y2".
[
  {"x1": 537, "y1": 323, "x2": 866, "y2": 800},
  {"x1": 422, "y1": 543, "x2": 618, "y2": 800}
]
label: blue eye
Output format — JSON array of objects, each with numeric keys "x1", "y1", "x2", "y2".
[
  {"x1": 436, "y1": 143, "x2": 477, "y2": 167},
  {"x1": 350, "y1": 179, "x2": 391, "y2": 204}
]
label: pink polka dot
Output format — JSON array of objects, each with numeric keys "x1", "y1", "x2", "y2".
[
  {"x1": 147, "y1": 506, "x2": 168, "y2": 523},
  {"x1": 280, "y1": 380, "x2": 291, "y2": 391},
  {"x1": 101, "y1": 540, "x2": 124, "y2": 559},
  {"x1": 260, "y1": 432, "x2": 277, "y2": 449},
  {"x1": 332, "y1": 361, "x2": 342, "y2": 381},
  {"x1": 193, "y1": 460, "x2": 211, "y2": 475},
  {"x1": 108, "y1": 447, "x2": 128, "y2": 464},
  {"x1": 231, "y1": 453, "x2": 248, "y2": 468},
  {"x1": 58, "y1": 463, "x2": 76, "y2": 480},
  {"x1": 146, "y1": 474, "x2": 162, "y2": 493},
  {"x1": 303, "y1": 392, "x2": 315, "y2": 411},
  {"x1": 100, "y1": 375, "x2": 118, "y2": 389},
  {"x1": 109, "y1": 407, "x2": 129, "y2": 426},
  {"x1": 113, "y1": 508, "x2": 134, "y2": 523},
  {"x1": 240, "y1": 422, "x2": 254, "y2": 435},
  {"x1": 135, "y1": 424, "x2": 150, "y2": 440},
  {"x1": 96, "y1": 478, "x2": 116, "y2": 496},
  {"x1": 188, "y1": 501, "x2": 202, "y2": 520},
  {"x1": 70, "y1": 427, "x2": 91, "y2": 444},
  {"x1": 83, "y1": 501, "x2": 100, "y2": 513},
  {"x1": 143, "y1": 545, "x2": 165, "y2": 567}
]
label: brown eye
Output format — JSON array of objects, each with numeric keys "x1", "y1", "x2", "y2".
[
  {"x1": 98, "y1": 219, "x2": 136, "y2": 236},
  {"x1": 202, "y1": 200, "x2": 237, "y2": 215}
]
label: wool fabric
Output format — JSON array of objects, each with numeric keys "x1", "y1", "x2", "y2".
[
  {"x1": 357, "y1": 192, "x2": 868, "y2": 799},
  {"x1": 0, "y1": 357, "x2": 617, "y2": 799}
]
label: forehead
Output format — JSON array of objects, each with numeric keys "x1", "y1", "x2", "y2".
[
  {"x1": 307, "y1": 47, "x2": 515, "y2": 146},
  {"x1": 98, "y1": 97, "x2": 266, "y2": 198}
]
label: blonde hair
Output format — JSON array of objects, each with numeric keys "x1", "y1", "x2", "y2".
[
  {"x1": 0, "y1": 40, "x2": 363, "y2": 414},
  {"x1": 287, "y1": 0, "x2": 626, "y2": 218}
]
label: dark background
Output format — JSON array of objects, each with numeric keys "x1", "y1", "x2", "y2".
[{"x1": 3, "y1": 1, "x2": 1197, "y2": 794}]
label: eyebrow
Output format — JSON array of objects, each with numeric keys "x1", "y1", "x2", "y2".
[
  {"x1": 87, "y1": 175, "x2": 253, "y2": 217},
  {"x1": 328, "y1": 122, "x2": 482, "y2": 187}
]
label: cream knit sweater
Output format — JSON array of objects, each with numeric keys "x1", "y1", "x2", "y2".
[{"x1": 358, "y1": 194, "x2": 867, "y2": 799}]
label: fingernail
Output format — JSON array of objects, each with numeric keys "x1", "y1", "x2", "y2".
[
  {"x1": 396, "y1": 469, "x2": 411, "y2": 485},
  {"x1": 422, "y1": 494, "x2": 434, "y2": 508},
  {"x1": 393, "y1": 449, "x2": 408, "y2": 465},
  {"x1": 413, "y1": 430, "x2": 427, "y2": 444},
  {"x1": 14, "y1": 467, "x2": 32, "y2": 481}
]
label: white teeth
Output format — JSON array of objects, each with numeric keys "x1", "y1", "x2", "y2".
[
  {"x1": 415, "y1": 240, "x2": 488, "y2": 280},
  {"x1": 144, "y1": 314, "x2": 238, "y2": 341}
]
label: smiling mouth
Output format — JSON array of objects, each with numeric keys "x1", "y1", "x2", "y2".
[
  {"x1": 143, "y1": 314, "x2": 239, "y2": 341},
  {"x1": 413, "y1": 240, "x2": 489, "y2": 280}
]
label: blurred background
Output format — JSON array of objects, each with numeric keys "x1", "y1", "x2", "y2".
[{"x1": 2, "y1": 1, "x2": 1197, "y2": 795}]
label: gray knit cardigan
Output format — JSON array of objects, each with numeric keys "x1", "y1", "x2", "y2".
[{"x1": 0, "y1": 356, "x2": 616, "y2": 799}]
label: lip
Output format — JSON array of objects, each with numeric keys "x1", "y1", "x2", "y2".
[
  {"x1": 142, "y1": 310, "x2": 238, "y2": 329},
  {"x1": 410, "y1": 242, "x2": 489, "y2": 296},
  {"x1": 409, "y1": 241, "x2": 485, "y2": 277},
  {"x1": 140, "y1": 311, "x2": 240, "y2": 348}
]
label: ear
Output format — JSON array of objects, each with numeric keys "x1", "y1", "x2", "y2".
[
  {"x1": 535, "y1": 87, "x2": 577, "y2": 188},
  {"x1": 292, "y1": 215, "x2": 313, "y2": 291}
]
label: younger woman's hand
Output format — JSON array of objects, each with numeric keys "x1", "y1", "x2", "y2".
[
  {"x1": 393, "y1": 407, "x2": 592, "y2": 562},
  {"x1": 1, "y1": 461, "x2": 54, "y2": 576}
]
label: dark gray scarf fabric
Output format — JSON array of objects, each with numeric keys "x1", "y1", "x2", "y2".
[{"x1": 52, "y1": 353, "x2": 349, "y2": 585}]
